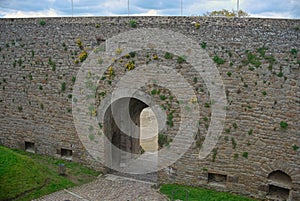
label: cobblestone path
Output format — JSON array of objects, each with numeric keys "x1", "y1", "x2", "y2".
[{"x1": 34, "y1": 174, "x2": 169, "y2": 201}]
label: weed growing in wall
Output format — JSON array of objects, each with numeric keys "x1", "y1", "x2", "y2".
[
  {"x1": 177, "y1": 56, "x2": 186, "y2": 64},
  {"x1": 231, "y1": 137, "x2": 237, "y2": 149},
  {"x1": 129, "y1": 51, "x2": 136, "y2": 58},
  {"x1": 107, "y1": 66, "x2": 115, "y2": 78},
  {"x1": 277, "y1": 71, "x2": 284, "y2": 77},
  {"x1": 290, "y1": 48, "x2": 298, "y2": 55},
  {"x1": 48, "y1": 57, "x2": 56, "y2": 71},
  {"x1": 166, "y1": 111, "x2": 174, "y2": 127},
  {"x1": 243, "y1": 51, "x2": 261, "y2": 68},
  {"x1": 78, "y1": 51, "x2": 88, "y2": 62},
  {"x1": 76, "y1": 39, "x2": 84, "y2": 50},
  {"x1": 213, "y1": 55, "x2": 225, "y2": 65},
  {"x1": 201, "y1": 42, "x2": 207, "y2": 49},
  {"x1": 242, "y1": 152, "x2": 248, "y2": 159},
  {"x1": 164, "y1": 52, "x2": 173, "y2": 59},
  {"x1": 115, "y1": 48, "x2": 122, "y2": 55},
  {"x1": 129, "y1": 20, "x2": 137, "y2": 28},
  {"x1": 153, "y1": 54, "x2": 158, "y2": 60},
  {"x1": 61, "y1": 82, "x2": 66, "y2": 92},
  {"x1": 212, "y1": 148, "x2": 218, "y2": 162},
  {"x1": 71, "y1": 76, "x2": 76, "y2": 83},
  {"x1": 158, "y1": 133, "x2": 172, "y2": 149},
  {"x1": 125, "y1": 61, "x2": 135, "y2": 70},
  {"x1": 232, "y1": 123, "x2": 238, "y2": 129},
  {"x1": 39, "y1": 20, "x2": 46, "y2": 26},
  {"x1": 280, "y1": 121, "x2": 288, "y2": 129},
  {"x1": 292, "y1": 145, "x2": 299, "y2": 151}
]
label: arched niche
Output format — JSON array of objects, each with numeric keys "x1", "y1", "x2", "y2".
[{"x1": 267, "y1": 170, "x2": 292, "y2": 201}]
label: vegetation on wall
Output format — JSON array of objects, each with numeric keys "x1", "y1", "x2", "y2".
[{"x1": 158, "y1": 133, "x2": 173, "y2": 149}]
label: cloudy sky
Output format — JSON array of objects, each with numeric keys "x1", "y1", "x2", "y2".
[{"x1": 0, "y1": 0, "x2": 299, "y2": 19}]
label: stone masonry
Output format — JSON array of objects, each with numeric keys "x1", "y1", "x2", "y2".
[{"x1": 0, "y1": 17, "x2": 299, "y2": 200}]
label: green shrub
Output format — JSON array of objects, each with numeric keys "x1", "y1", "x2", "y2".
[
  {"x1": 231, "y1": 137, "x2": 237, "y2": 149},
  {"x1": 160, "y1": 95, "x2": 167, "y2": 100},
  {"x1": 164, "y1": 52, "x2": 173, "y2": 59},
  {"x1": 277, "y1": 71, "x2": 284, "y2": 77},
  {"x1": 158, "y1": 133, "x2": 172, "y2": 148},
  {"x1": 129, "y1": 51, "x2": 136, "y2": 58},
  {"x1": 242, "y1": 152, "x2": 248, "y2": 158},
  {"x1": 280, "y1": 121, "x2": 288, "y2": 129},
  {"x1": 212, "y1": 148, "x2": 218, "y2": 162},
  {"x1": 17, "y1": 106, "x2": 23, "y2": 112},
  {"x1": 61, "y1": 82, "x2": 66, "y2": 92},
  {"x1": 151, "y1": 89, "x2": 157, "y2": 95},
  {"x1": 213, "y1": 55, "x2": 225, "y2": 65},
  {"x1": 129, "y1": 20, "x2": 137, "y2": 28},
  {"x1": 177, "y1": 56, "x2": 186, "y2": 64},
  {"x1": 78, "y1": 51, "x2": 88, "y2": 62},
  {"x1": 232, "y1": 123, "x2": 238, "y2": 129},
  {"x1": 39, "y1": 20, "x2": 46, "y2": 26},
  {"x1": 290, "y1": 48, "x2": 298, "y2": 55},
  {"x1": 194, "y1": 22, "x2": 201, "y2": 29},
  {"x1": 292, "y1": 145, "x2": 299, "y2": 151},
  {"x1": 71, "y1": 76, "x2": 76, "y2": 83}
]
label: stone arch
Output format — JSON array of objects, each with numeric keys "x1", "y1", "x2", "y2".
[
  {"x1": 103, "y1": 97, "x2": 148, "y2": 171},
  {"x1": 268, "y1": 170, "x2": 292, "y2": 187},
  {"x1": 267, "y1": 170, "x2": 292, "y2": 200},
  {"x1": 72, "y1": 28, "x2": 227, "y2": 174},
  {"x1": 258, "y1": 159, "x2": 300, "y2": 201},
  {"x1": 260, "y1": 159, "x2": 300, "y2": 183}
]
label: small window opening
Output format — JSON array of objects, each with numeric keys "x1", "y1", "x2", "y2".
[
  {"x1": 268, "y1": 185, "x2": 290, "y2": 200},
  {"x1": 25, "y1": 141, "x2": 35, "y2": 153},
  {"x1": 61, "y1": 148, "x2": 72, "y2": 160},
  {"x1": 208, "y1": 173, "x2": 227, "y2": 185}
]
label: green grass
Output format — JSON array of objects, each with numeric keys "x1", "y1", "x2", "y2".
[
  {"x1": 0, "y1": 146, "x2": 100, "y2": 201},
  {"x1": 160, "y1": 184, "x2": 257, "y2": 201}
]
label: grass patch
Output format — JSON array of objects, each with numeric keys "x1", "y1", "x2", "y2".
[
  {"x1": 160, "y1": 184, "x2": 257, "y2": 201},
  {"x1": 0, "y1": 146, "x2": 100, "y2": 201}
]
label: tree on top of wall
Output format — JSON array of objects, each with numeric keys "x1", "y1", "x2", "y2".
[{"x1": 204, "y1": 9, "x2": 249, "y2": 17}]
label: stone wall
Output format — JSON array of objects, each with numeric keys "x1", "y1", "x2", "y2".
[{"x1": 0, "y1": 17, "x2": 299, "y2": 200}]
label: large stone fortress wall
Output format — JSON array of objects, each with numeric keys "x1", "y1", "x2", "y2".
[{"x1": 0, "y1": 17, "x2": 299, "y2": 200}]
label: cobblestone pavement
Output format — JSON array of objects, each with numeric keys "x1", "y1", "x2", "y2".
[{"x1": 34, "y1": 174, "x2": 169, "y2": 201}]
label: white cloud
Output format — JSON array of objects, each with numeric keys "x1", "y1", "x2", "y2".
[
  {"x1": 1, "y1": 8, "x2": 60, "y2": 18},
  {"x1": 186, "y1": 0, "x2": 237, "y2": 16},
  {"x1": 0, "y1": 0, "x2": 299, "y2": 18},
  {"x1": 132, "y1": 9, "x2": 158, "y2": 16},
  {"x1": 250, "y1": 12, "x2": 293, "y2": 19}
]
